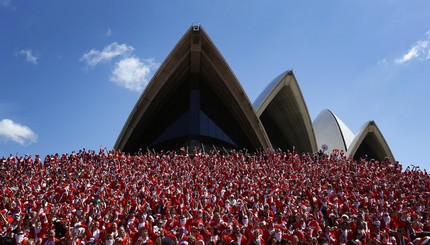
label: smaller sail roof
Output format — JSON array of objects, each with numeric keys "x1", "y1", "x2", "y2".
[
  {"x1": 254, "y1": 70, "x2": 317, "y2": 153},
  {"x1": 347, "y1": 121, "x2": 395, "y2": 162},
  {"x1": 313, "y1": 109, "x2": 355, "y2": 153},
  {"x1": 254, "y1": 70, "x2": 291, "y2": 110}
]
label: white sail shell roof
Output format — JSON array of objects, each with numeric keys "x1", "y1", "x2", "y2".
[{"x1": 313, "y1": 109, "x2": 355, "y2": 152}]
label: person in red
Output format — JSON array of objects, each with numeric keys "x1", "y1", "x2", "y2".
[
  {"x1": 33, "y1": 213, "x2": 50, "y2": 243},
  {"x1": 272, "y1": 212, "x2": 285, "y2": 229},
  {"x1": 248, "y1": 227, "x2": 265, "y2": 245},
  {"x1": 353, "y1": 229, "x2": 367, "y2": 245},
  {"x1": 174, "y1": 226, "x2": 188, "y2": 243},
  {"x1": 178, "y1": 214, "x2": 192, "y2": 231},
  {"x1": 206, "y1": 226, "x2": 220, "y2": 244},
  {"x1": 306, "y1": 220, "x2": 322, "y2": 240},
  {"x1": 394, "y1": 227, "x2": 410, "y2": 245},
  {"x1": 224, "y1": 213, "x2": 239, "y2": 227},
  {"x1": 209, "y1": 212, "x2": 226, "y2": 234},
  {"x1": 380, "y1": 212, "x2": 396, "y2": 233},
  {"x1": 68, "y1": 230, "x2": 82, "y2": 245},
  {"x1": 336, "y1": 220, "x2": 354, "y2": 243},
  {"x1": 422, "y1": 212, "x2": 430, "y2": 232},
  {"x1": 319, "y1": 226, "x2": 336, "y2": 244},
  {"x1": 189, "y1": 226, "x2": 203, "y2": 242},
  {"x1": 259, "y1": 204, "x2": 273, "y2": 220},
  {"x1": 41, "y1": 229, "x2": 60, "y2": 245},
  {"x1": 395, "y1": 212, "x2": 409, "y2": 234},
  {"x1": 131, "y1": 227, "x2": 154, "y2": 245},
  {"x1": 104, "y1": 233, "x2": 115, "y2": 245},
  {"x1": 369, "y1": 220, "x2": 389, "y2": 244},
  {"x1": 115, "y1": 226, "x2": 131, "y2": 245},
  {"x1": 262, "y1": 221, "x2": 274, "y2": 242},
  {"x1": 337, "y1": 233, "x2": 347, "y2": 245},
  {"x1": 8, "y1": 213, "x2": 22, "y2": 235},
  {"x1": 230, "y1": 224, "x2": 248, "y2": 245},
  {"x1": 86, "y1": 220, "x2": 103, "y2": 243},
  {"x1": 13, "y1": 229, "x2": 29, "y2": 245}
]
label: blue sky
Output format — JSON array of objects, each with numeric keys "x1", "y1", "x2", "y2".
[{"x1": 1, "y1": 1, "x2": 429, "y2": 171}]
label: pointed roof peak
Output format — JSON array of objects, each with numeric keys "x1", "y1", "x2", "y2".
[
  {"x1": 115, "y1": 24, "x2": 271, "y2": 152},
  {"x1": 254, "y1": 70, "x2": 317, "y2": 153},
  {"x1": 348, "y1": 120, "x2": 395, "y2": 162}
]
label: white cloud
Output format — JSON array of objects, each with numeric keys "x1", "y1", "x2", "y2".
[
  {"x1": 110, "y1": 57, "x2": 157, "y2": 92},
  {"x1": 17, "y1": 49, "x2": 38, "y2": 64},
  {"x1": 80, "y1": 42, "x2": 134, "y2": 67},
  {"x1": 377, "y1": 59, "x2": 388, "y2": 66},
  {"x1": 0, "y1": 119, "x2": 37, "y2": 146},
  {"x1": 395, "y1": 31, "x2": 430, "y2": 64},
  {"x1": 106, "y1": 29, "x2": 112, "y2": 37},
  {"x1": 81, "y1": 42, "x2": 157, "y2": 91}
]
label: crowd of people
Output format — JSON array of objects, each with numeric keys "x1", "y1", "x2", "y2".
[{"x1": 0, "y1": 148, "x2": 429, "y2": 245}]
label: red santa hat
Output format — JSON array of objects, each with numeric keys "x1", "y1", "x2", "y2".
[{"x1": 223, "y1": 235, "x2": 233, "y2": 244}]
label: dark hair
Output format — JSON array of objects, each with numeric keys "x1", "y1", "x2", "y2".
[
  {"x1": 280, "y1": 238, "x2": 288, "y2": 245},
  {"x1": 216, "y1": 240, "x2": 226, "y2": 245},
  {"x1": 0, "y1": 237, "x2": 15, "y2": 245}
]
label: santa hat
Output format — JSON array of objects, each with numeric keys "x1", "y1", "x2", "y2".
[
  {"x1": 274, "y1": 224, "x2": 284, "y2": 230},
  {"x1": 223, "y1": 235, "x2": 233, "y2": 244},
  {"x1": 308, "y1": 220, "x2": 318, "y2": 227},
  {"x1": 196, "y1": 234, "x2": 204, "y2": 241},
  {"x1": 421, "y1": 236, "x2": 430, "y2": 245}
]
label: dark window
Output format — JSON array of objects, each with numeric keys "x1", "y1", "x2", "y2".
[{"x1": 131, "y1": 74, "x2": 253, "y2": 153}]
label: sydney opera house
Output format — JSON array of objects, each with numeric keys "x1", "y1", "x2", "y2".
[{"x1": 115, "y1": 25, "x2": 395, "y2": 162}]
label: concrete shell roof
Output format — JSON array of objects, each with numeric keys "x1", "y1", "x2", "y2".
[
  {"x1": 313, "y1": 109, "x2": 355, "y2": 152},
  {"x1": 254, "y1": 70, "x2": 317, "y2": 153},
  {"x1": 253, "y1": 70, "x2": 290, "y2": 110},
  {"x1": 114, "y1": 25, "x2": 395, "y2": 160},
  {"x1": 115, "y1": 26, "x2": 271, "y2": 151},
  {"x1": 347, "y1": 120, "x2": 395, "y2": 162}
]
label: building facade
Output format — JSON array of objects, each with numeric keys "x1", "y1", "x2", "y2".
[{"x1": 115, "y1": 25, "x2": 395, "y2": 162}]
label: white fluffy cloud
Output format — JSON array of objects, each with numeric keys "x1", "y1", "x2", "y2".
[
  {"x1": 0, "y1": 119, "x2": 37, "y2": 146},
  {"x1": 395, "y1": 31, "x2": 430, "y2": 64},
  {"x1": 17, "y1": 49, "x2": 38, "y2": 64},
  {"x1": 80, "y1": 42, "x2": 134, "y2": 67},
  {"x1": 81, "y1": 42, "x2": 157, "y2": 91},
  {"x1": 110, "y1": 57, "x2": 157, "y2": 92}
]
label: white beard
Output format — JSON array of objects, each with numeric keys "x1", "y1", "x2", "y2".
[
  {"x1": 242, "y1": 219, "x2": 248, "y2": 226},
  {"x1": 256, "y1": 235, "x2": 262, "y2": 245},
  {"x1": 15, "y1": 235, "x2": 24, "y2": 243},
  {"x1": 275, "y1": 232, "x2": 282, "y2": 241}
]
